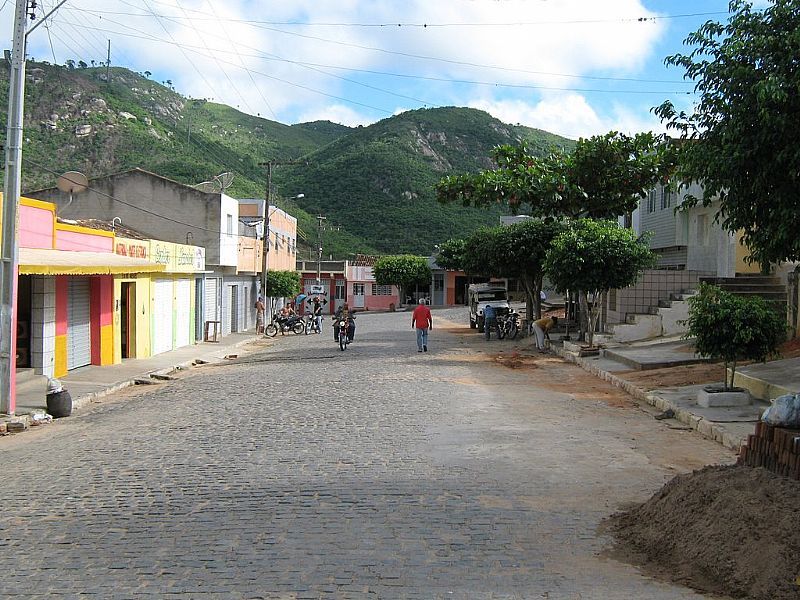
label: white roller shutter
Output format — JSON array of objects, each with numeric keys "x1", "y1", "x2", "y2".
[
  {"x1": 67, "y1": 278, "x2": 91, "y2": 370},
  {"x1": 204, "y1": 278, "x2": 219, "y2": 324},
  {"x1": 152, "y1": 279, "x2": 174, "y2": 355},
  {"x1": 174, "y1": 279, "x2": 191, "y2": 348}
]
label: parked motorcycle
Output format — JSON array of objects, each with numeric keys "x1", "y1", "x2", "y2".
[
  {"x1": 265, "y1": 313, "x2": 305, "y2": 337},
  {"x1": 497, "y1": 309, "x2": 520, "y2": 340}
]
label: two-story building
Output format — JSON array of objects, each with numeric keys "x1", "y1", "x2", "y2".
[{"x1": 27, "y1": 169, "x2": 263, "y2": 340}]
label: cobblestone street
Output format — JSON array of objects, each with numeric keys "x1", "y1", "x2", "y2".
[{"x1": 0, "y1": 308, "x2": 733, "y2": 599}]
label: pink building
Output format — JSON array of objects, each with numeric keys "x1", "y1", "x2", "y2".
[{"x1": 345, "y1": 255, "x2": 399, "y2": 311}]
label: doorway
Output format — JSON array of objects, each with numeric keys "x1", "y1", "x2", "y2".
[{"x1": 120, "y1": 282, "x2": 136, "y2": 359}]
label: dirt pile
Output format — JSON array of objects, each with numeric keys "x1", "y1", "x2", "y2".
[{"x1": 608, "y1": 464, "x2": 800, "y2": 599}]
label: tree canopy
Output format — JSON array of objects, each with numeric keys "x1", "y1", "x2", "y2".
[
  {"x1": 265, "y1": 270, "x2": 301, "y2": 299},
  {"x1": 373, "y1": 255, "x2": 432, "y2": 301},
  {"x1": 654, "y1": 0, "x2": 800, "y2": 265},
  {"x1": 435, "y1": 238, "x2": 467, "y2": 272},
  {"x1": 545, "y1": 219, "x2": 656, "y2": 346},
  {"x1": 436, "y1": 132, "x2": 675, "y2": 220}
]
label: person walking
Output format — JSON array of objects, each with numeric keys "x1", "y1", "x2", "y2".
[
  {"x1": 532, "y1": 315, "x2": 558, "y2": 352},
  {"x1": 411, "y1": 298, "x2": 433, "y2": 352},
  {"x1": 483, "y1": 304, "x2": 500, "y2": 341}
]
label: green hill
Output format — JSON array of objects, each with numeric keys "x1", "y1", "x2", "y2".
[{"x1": 4, "y1": 61, "x2": 573, "y2": 257}]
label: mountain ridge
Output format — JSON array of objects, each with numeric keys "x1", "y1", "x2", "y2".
[{"x1": 5, "y1": 61, "x2": 574, "y2": 256}]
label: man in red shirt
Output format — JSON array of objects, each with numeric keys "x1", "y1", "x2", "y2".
[{"x1": 411, "y1": 298, "x2": 433, "y2": 352}]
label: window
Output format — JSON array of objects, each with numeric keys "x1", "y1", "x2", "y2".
[
  {"x1": 372, "y1": 284, "x2": 393, "y2": 296},
  {"x1": 335, "y1": 279, "x2": 346, "y2": 300},
  {"x1": 661, "y1": 185, "x2": 672, "y2": 210},
  {"x1": 226, "y1": 214, "x2": 233, "y2": 236},
  {"x1": 353, "y1": 283, "x2": 365, "y2": 296},
  {"x1": 647, "y1": 189, "x2": 657, "y2": 213}
]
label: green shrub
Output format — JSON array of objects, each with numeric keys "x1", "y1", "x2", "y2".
[{"x1": 684, "y1": 283, "x2": 786, "y2": 389}]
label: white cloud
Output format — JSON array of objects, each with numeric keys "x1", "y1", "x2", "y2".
[
  {"x1": 295, "y1": 104, "x2": 372, "y2": 127},
  {"x1": 469, "y1": 93, "x2": 666, "y2": 139},
  {"x1": 15, "y1": 0, "x2": 676, "y2": 129}
]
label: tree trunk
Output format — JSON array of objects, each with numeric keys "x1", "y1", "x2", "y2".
[
  {"x1": 586, "y1": 290, "x2": 600, "y2": 348},
  {"x1": 578, "y1": 291, "x2": 589, "y2": 342}
]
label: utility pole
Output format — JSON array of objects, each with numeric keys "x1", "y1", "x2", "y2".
[
  {"x1": 1, "y1": 1, "x2": 30, "y2": 415},
  {"x1": 106, "y1": 39, "x2": 111, "y2": 83},
  {"x1": 316, "y1": 215, "x2": 326, "y2": 284},
  {"x1": 258, "y1": 159, "x2": 306, "y2": 314}
]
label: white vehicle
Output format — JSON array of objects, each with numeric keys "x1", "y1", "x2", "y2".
[{"x1": 468, "y1": 283, "x2": 510, "y2": 332}]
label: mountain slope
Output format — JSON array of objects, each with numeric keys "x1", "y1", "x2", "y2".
[
  {"x1": 275, "y1": 107, "x2": 574, "y2": 253},
  {"x1": 4, "y1": 62, "x2": 573, "y2": 257}
]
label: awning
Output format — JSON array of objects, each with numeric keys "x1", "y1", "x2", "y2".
[{"x1": 18, "y1": 248, "x2": 167, "y2": 275}]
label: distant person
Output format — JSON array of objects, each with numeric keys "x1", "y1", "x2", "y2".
[
  {"x1": 483, "y1": 304, "x2": 500, "y2": 341},
  {"x1": 334, "y1": 303, "x2": 356, "y2": 342},
  {"x1": 312, "y1": 297, "x2": 323, "y2": 334},
  {"x1": 532, "y1": 315, "x2": 558, "y2": 352},
  {"x1": 411, "y1": 298, "x2": 433, "y2": 352},
  {"x1": 255, "y1": 296, "x2": 266, "y2": 334}
]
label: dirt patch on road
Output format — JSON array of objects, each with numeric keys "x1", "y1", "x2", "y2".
[{"x1": 607, "y1": 464, "x2": 800, "y2": 600}]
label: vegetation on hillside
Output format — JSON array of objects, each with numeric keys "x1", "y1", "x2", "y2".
[{"x1": 2, "y1": 61, "x2": 573, "y2": 257}]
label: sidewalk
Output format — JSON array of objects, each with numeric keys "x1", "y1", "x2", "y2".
[
  {"x1": 554, "y1": 337, "x2": 799, "y2": 452},
  {"x1": 1, "y1": 331, "x2": 266, "y2": 432}
]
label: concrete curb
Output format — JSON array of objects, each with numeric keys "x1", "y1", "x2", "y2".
[
  {"x1": 554, "y1": 345, "x2": 744, "y2": 452},
  {"x1": 72, "y1": 335, "x2": 261, "y2": 411},
  {"x1": 2, "y1": 335, "x2": 265, "y2": 434}
]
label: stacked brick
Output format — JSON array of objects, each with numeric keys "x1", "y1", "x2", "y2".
[{"x1": 738, "y1": 421, "x2": 800, "y2": 479}]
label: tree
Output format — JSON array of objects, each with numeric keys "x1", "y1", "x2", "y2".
[
  {"x1": 655, "y1": 0, "x2": 800, "y2": 266},
  {"x1": 144, "y1": 70, "x2": 152, "y2": 78},
  {"x1": 78, "y1": 60, "x2": 88, "y2": 69},
  {"x1": 373, "y1": 255, "x2": 432, "y2": 304},
  {"x1": 65, "y1": 59, "x2": 75, "y2": 70},
  {"x1": 494, "y1": 219, "x2": 566, "y2": 320},
  {"x1": 544, "y1": 219, "x2": 657, "y2": 347},
  {"x1": 435, "y1": 238, "x2": 466, "y2": 272},
  {"x1": 264, "y1": 270, "x2": 300, "y2": 315},
  {"x1": 684, "y1": 283, "x2": 786, "y2": 390},
  {"x1": 460, "y1": 227, "x2": 499, "y2": 277},
  {"x1": 436, "y1": 133, "x2": 675, "y2": 220}
]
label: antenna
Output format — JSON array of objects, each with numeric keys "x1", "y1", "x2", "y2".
[
  {"x1": 192, "y1": 172, "x2": 234, "y2": 193},
  {"x1": 56, "y1": 171, "x2": 88, "y2": 210}
]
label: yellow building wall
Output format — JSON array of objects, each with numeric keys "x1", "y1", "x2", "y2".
[
  {"x1": 734, "y1": 231, "x2": 761, "y2": 274},
  {"x1": 113, "y1": 276, "x2": 152, "y2": 364},
  {"x1": 54, "y1": 335, "x2": 67, "y2": 378}
]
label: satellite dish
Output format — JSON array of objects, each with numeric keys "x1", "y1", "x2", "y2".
[
  {"x1": 57, "y1": 171, "x2": 88, "y2": 194},
  {"x1": 193, "y1": 172, "x2": 234, "y2": 193},
  {"x1": 216, "y1": 172, "x2": 234, "y2": 190},
  {"x1": 56, "y1": 171, "x2": 88, "y2": 210}
]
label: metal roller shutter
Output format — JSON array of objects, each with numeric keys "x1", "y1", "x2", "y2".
[
  {"x1": 152, "y1": 279, "x2": 174, "y2": 355},
  {"x1": 174, "y1": 279, "x2": 191, "y2": 348},
  {"x1": 67, "y1": 278, "x2": 91, "y2": 370},
  {"x1": 204, "y1": 278, "x2": 219, "y2": 324}
]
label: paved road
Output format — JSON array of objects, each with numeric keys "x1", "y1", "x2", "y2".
[{"x1": 0, "y1": 308, "x2": 733, "y2": 599}]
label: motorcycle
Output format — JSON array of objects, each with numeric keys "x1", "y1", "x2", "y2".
[
  {"x1": 333, "y1": 315, "x2": 355, "y2": 350},
  {"x1": 303, "y1": 312, "x2": 321, "y2": 335},
  {"x1": 265, "y1": 312, "x2": 305, "y2": 337},
  {"x1": 497, "y1": 309, "x2": 520, "y2": 340}
]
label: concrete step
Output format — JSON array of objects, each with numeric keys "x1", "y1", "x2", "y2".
[
  {"x1": 611, "y1": 314, "x2": 662, "y2": 343},
  {"x1": 702, "y1": 275, "x2": 782, "y2": 286}
]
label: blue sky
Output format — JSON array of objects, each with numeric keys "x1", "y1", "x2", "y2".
[{"x1": 3, "y1": 1, "x2": 768, "y2": 139}]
